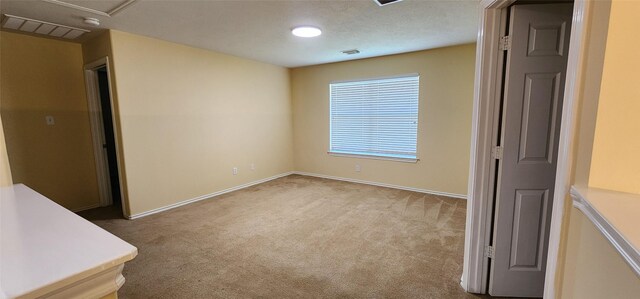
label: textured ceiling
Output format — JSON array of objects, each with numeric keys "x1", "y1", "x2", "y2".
[{"x1": 0, "y1": 0, "x2": 479, "y2": 67}]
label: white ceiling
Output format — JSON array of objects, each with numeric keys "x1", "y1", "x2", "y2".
[{"x1": 0, "y1": 0, "x2": 479, "y2": 67}]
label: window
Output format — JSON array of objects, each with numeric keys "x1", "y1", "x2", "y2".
[{"x1": 329, "y1": 74, "x2": 419, "y2": 161}]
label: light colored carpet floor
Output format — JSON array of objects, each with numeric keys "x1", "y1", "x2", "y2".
[{"x1": 81, "y1": 175, "x2": 485, "y2": 298}]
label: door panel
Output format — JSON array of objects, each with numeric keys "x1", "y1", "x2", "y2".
[
  {"x1": 489, "y1": 3, "x2": 572, "y2": 297},
  {"x1": 519, "y1": 72, "x2": 561, "y2": 163},
  {"x1": 509, "y1": 189, "x2": 548, "y2": 270},
  {"x1": 527, "y1": 23, "x2": 568, "y2": 57}
]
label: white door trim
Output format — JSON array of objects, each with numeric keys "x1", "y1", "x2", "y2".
[
  {"x1": 462, "y1": 0, "x2": 515, "y2": 293},
  {"x1": 84, "y1": 57, "x2": 125, "y2": 214},
  {"x1": 543, "y1": 1, "x2": 591, "y2": 298},
  {"x1": 84, "y1": 58, "x2": 111, "y2": 207},
  {"x1": 463, "y1": 0, "x2": 590, "y2": 296}
]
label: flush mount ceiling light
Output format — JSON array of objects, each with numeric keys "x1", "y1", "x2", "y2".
[
  {"x1": 291, "y1": 26, "x2": 322, "y2": 38},
  {"x1": 83, "y1": 17, "x2": 100, "y2": 26}
]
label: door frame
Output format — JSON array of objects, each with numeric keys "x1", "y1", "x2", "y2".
[
  {"x1": 462, "y1": 0, "x2": 591, "y2": 297},
  {"x1": 84, "y1": 57, "x2": 124, "y2": 212}
]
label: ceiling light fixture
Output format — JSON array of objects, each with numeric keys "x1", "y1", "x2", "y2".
[
  {"x1": 291, "y1": 26, "x2": 322, "y2": 38},
  {"x1": 83, "y1": 17, "x2": 100, "y2": 26}
]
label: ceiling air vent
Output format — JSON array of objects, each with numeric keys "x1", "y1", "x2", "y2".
[
  {"x1": 1, "y1": 14, "x2": 90, "y2": 39},
  {"x1": 373, "y1": 0, "x2": 404, "y2": 6},
  {"x1": 342, "y1": 49, "x2": 360, "y2": 55}
]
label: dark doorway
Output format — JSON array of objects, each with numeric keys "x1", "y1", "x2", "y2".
[{"x1": 96, "y1": 67, "x2": 122, "y2": 208}]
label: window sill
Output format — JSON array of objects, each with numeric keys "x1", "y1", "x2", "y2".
[
  {"x1": 570, "y1": 185, "x2": 640, "y2": 277},
  {"x1": 327, "y1": 152, "x2": 418, "y2": 163}
]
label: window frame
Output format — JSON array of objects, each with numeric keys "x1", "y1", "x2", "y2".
[{"x1": 328, "y1": 73, "x2": 420, "y2": 163}]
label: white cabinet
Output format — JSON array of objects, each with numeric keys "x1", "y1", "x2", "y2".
[{"x1": 1, "y1": 184, "x2": 137, "y2": 298}]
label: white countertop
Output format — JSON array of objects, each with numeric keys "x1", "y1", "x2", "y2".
[
  {"x1": 0, "y1": 184, "x2": 137, "y2": 298},
  {"x1": 571, "y1": 185, "x2": 640, "y2": 276}
]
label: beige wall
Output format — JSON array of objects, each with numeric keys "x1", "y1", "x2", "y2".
[
  {"x1": 82, "y1": 31, "x2": 113, "y2": 63},
  {"x1": 0, "y1": 31, "x2": 100, "y2": 210},
  {"x1": 570, "y1": 0, "x2": 611, "y2": 187},
  {"x1": 81, "y1": 31, "x2": 133, "y2": 215},
  {"x1": 558, "y1": 0, "x2": 640, "y2": 297},
  {"x1": 589, "y1": 0, "x2": 640, "y2": 194},
  {"x1": 0, "y1": 37, "x2": 11, "y2": 187},
  {"x1": 555, "y1": 0, "x2": 612, "y2": 294},
  {"x1": 291, "y1": 44, "x2": 476, "y2": 196},
  {"x1": 108, "y1": 30, "x2": 293, "y2": 216},
  {"x1": 0, "y1": 113, "x2": 12, "y2": 187},
  {"x1": 560, "y1": 208, "x2": 640, "y2": 298}
]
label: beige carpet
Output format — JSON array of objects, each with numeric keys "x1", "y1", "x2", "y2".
[{"x1": 81, "y1": 175, "x2": 484, "y2": 298}]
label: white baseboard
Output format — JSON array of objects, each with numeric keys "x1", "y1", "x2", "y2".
[
  {"x1": 292, "y1": 171, "x2": 467, "y2": 199},
  {"x1": 126, "y1": 170, "x2": 465, "y2": 219},
  {"x1": 127, "y1": 171, "x2": 294, "y2": 219}
]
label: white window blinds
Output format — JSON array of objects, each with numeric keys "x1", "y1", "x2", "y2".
[{"x1": 330, "y1": 74, "x2": 419, "y2": 160}]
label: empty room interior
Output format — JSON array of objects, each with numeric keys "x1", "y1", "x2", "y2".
[{"x1": 0, "y1": 0, "x2": 639, "y2": 298}]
